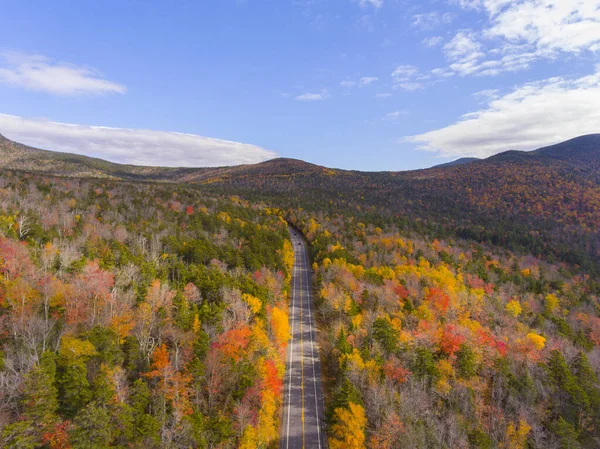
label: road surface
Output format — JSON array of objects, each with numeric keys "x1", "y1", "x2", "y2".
[{"x1": 280, "y1": 228, "x2": 327, "y2": 449}]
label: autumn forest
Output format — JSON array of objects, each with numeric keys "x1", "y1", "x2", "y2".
[{"x1": 0, "y1": 134, "x2": 599, "y2": 449}]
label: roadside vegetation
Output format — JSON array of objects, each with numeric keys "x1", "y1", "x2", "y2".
[
  {"x1": 289, "y1": 211, "x2": 600, "y2": 449},
  {"x1": 0, "y1": 171, "x2": 293, "y2": 449}
]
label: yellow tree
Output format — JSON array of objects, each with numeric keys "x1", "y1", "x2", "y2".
[{"x1": 329, "y1": 402, "x2": 367, "y2": 449}]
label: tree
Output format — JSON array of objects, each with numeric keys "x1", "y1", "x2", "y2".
[
  {"x1": 526, "y1": 332, "x2": 546, "y2": 350},
  {"x1": 571, "y1": 352, "x2": 600, "y2": 410},
  {"x1": 505, "y1": 300, "x2": 522, "y2": 317},
  {"x1": 0, "y1": 354, "x2": 62, "y2": 449},
  {"x1": 130, "y1": 379, "x2": 161, "y2": 445},
  {"x1": 71, "y1": 403, "x2": 112, "y2": 449},
  {"x1": 456, "y1": 344, "x2": 477, "y2": 379},
  {"x1": 505, "y1": 419, "x2": 531, "y2": 449},
  {"x1": 329, "y1": 402, "x2": 367, "y2": 449},
  {"x1": 23, "y1": 352, "x2": 59, "y2": 429},
  {"x1": 546, "y1": 350, "x2": 590, "y2": 424},
  {"x1": 269, "y1": 306, "x2": 290, "y2": 348},
  {"x1": 556, "y1": 416, "x2": 581, "y2": 449},
  {"x1": 1, "y1": 420, "x2": 37, "y2": 449},
  {"x1": 372, "y1": 318, "x2": 399, "y2": 354},
  {"x1": 57, "y1": 337, "x2": 97, "y2": 417},
  {"x1": 368, "y1": 412, "x2": 403, "y2": 449}
]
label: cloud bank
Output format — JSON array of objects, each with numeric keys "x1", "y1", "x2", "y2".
[
  {"x1": 0, "y1": 52, "x2": 126, "y2": 96},
  {"x1": 443, "y1": 0, "x2": 600, "y2": 76},
  {"x1": 0, "y1": 114, "x2": 278, "y2": 167},
  {"x1": 407, "y1": 67, "x2": 600, "y2": 158}
]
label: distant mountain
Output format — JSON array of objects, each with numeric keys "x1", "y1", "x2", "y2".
[
  {"x1": 432, "y1": 157, "x2": 479, "y2": 169},
  {"x1": 1, "y1": 132, "x2": 599, "y2": 269},
  {"x1": 534, "y1": 134, "x2": 600, "y2": 163},
  {"x1": 0, "y1": 133, "x2": 188, "y2": 180}
]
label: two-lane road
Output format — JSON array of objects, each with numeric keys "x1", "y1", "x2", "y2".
[{"x1": 280, "y1": 229, "x2": 327, "y2": 449}]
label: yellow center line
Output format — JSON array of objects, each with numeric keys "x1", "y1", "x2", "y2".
[{"x1": 300, "y1": 255, "x2": 305, "y2": 449}]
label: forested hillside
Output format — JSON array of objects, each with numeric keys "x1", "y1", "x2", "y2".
[
  {"x1": 1, "y1": 133, "x2": 599, "y2": 271},
  {"x1": 288, "y1": 211, "x2": 600, "y2": 449},
  {"x1": 0, "y1": 133, "x2": 599, "y2": 449},
  {"x1": 0, "y1": 171, "x2": 294, "y2": 448}
]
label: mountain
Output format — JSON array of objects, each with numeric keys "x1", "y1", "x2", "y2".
[
  {"x1": 0, "y1": 133, "x2": 599, "y2": 448},
  {"x1": 432, "y1": 157, "x2": 480, "y2": 169},
  {"x1": 534, "y1": 133, "x2": 600, "y2": 163},
  {"x1": 1, "y1": 133, "x2": 599, "y2": 269},
  {"x1": 0, "y1": 133, "x2": 182, "y2": 180}
]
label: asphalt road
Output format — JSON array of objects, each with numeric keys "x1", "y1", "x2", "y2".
[{"x1": 280, "y1": 229, "x2": 327, "y2": 449}]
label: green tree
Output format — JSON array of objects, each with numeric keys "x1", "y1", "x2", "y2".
[
  {"x1": 546, "y1": 350, "x2": 590, "y2": 425},
  {"x1": 456, "y1": 344, "x2": 477, "y2": 379},
  {"x1": 22, "y1": 352, "x2": 59, "y2": 430},
  {"x1": 57, "y1": 337, "x2": 97, "y2": 417},
  {"x1": 571, "y1": 352, "x2": 600, "y2": 409},
  {"x1": 71, "y1": 403, "x2": 113, "y2": 449},
  {"x1": 413, "y1": 347, "x2": 439, "y2": 384},
  {"x1": 330, "y1": 377, "x2": 362, "y2": 421},
  {"x1": 1, "y1": 352, "x2": 59, "y2": 448},
  {"x1": 1, "y1": 420, "x2": 37, "y2": 449},
  {"x1": 130, "y1": 379, "x2": 161, "y2": 445},
  {"x1": 372, "y1": 318, "x2": 399, "y2": 354},
  {"x1": 556, "y1": 417, "x2": 581, "y2": 449}
]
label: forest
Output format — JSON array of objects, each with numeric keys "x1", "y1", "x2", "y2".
[
  {"x1": 0, "y1": 134, "x2": 599, "y2": 448},
  {"x1": 0, "y1": 171, "x2": 293, "y2": 448},
  {"x1": 288, "y1": 210, "x2": 600, "y2": 449}
]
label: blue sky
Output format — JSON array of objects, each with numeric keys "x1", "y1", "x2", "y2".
[{"x1": 0, "y1": 0, "x2": 599, "y2": 170}]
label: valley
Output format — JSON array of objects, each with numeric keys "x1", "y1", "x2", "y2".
[{"x1": 0, "y1": 134, "x2": 598, "y2": 448}]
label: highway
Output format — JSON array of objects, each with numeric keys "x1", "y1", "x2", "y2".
[{"x1": 280, "y1": 228, "x2": 327, "y2": 449}]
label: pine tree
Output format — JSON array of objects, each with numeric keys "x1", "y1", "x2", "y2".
[
  {"x1": 71, "y1": 404, "x2": 113, "y2": 449},
  {"x1": 1, "y1": 351, "x2": 60, "y2": 448},
  {"x1": 556, "y1": 417, "x2": 581, "y2": 449},
  {"x1": 130, "y1": 379, "x2": 161, "y2": 445},
  {"x1": 22, "y1": 351, "x2": 59, "y2": 432},
  {"x1": 456, "y1": 344, "x2": 477, "y2": 379},
  {"x1": 546, "y1": 350, "x2": 590, "y2": 425}
]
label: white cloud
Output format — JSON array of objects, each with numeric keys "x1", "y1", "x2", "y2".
[
  {"x1": 0, "y1": 52, "x2": 126, "y2": 96},
  {"x1": 472, "y1": 88, "x2": 499, "y2": 100},
  {"x1": 444, "y1": 0, "x2": 600, "y2": 77},
  {"x1": 383, "y1": 110, "x2": 408, "y2": 120},
  {"x1": 340, "y1": 76, "x2": 378, "y2": 89},
  {"x1": 356, "y1": 0, "x2": 383, "y2": 8},
  {"x1": 396, "y1": 82, "x2": 423, "y2": 91},
  {"x1": 359, "y1": 76, "x2": 378, "y2": 85},
  {"x1": 412, "y1": 12, "x2": 454, "y2": 30},
  {"x1": 484, "y1": 0, "x2": 600, "y2": 55},
  {"x1": 406, "y1": 67, "x2": 600, "y2": 157},
  {"x1": 444, "y1": 30, "x2": 483, "y2": 61},
  {"x1": 392, "y1": 65, "x2": 418, "y2": 80},
  {"x1": 422, "y1": 36, "x2": 443, "y2": 47},
  {"x1": 376, "y1": 92, "x2": 392, "y2": 98},
  {"x1": 0, "y1": 113, "x2": 278, "y2": 167},
  {"x1": 295, "y1": 90, "x2": 330, "y2": 101},
  {"x1": 391, "y1": 65, "x2": 423, "y2": 90},
  {"x1": 430, "y1": 67, "x2": 454, "y2": 77}
]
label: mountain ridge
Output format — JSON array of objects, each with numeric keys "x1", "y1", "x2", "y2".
[
  {"x1": 1, "y1": 132, "x2": 599, "y2": 270},
  {"x1": 0, "y1": 133, "x2": 597, "y2": 179}
]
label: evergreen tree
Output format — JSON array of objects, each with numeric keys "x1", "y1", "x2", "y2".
[
  {"x1": 130, "y1": 379, "x2": 161, "y2": 445},
  {"x1": 71, "y1": 404, "x2": 113, "y2": 449},
  {"x1": 556, "y1": 417, "x2": 581, "y2": 449},
  {"x1": 546, "y1": 350, "x2": 590, "y2": 426},
  {"x1": 372, "y1": 318, "x2": 399, "y2": 354},
  {"x1": 22, "y1": 352, "x2": 59, "y2": 432},
  {"x1": 1, "y1": 352, "x2": 60, "y2": 448},
  {"x1": 456, "y1": 344, "x2": 477, "y2": 379}
]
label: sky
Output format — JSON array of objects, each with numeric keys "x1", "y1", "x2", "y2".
[{"x1": 0, "y1": 0, "x2": 599, "y2": 171}]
